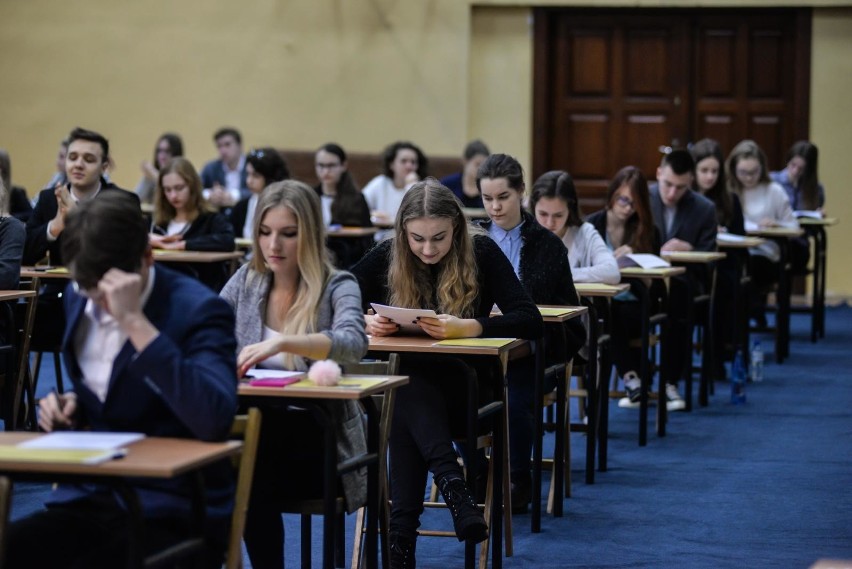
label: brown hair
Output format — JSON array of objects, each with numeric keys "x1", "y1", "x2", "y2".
[
  {"x1": 154, "y1": 157, "x2": 210, "y2": 226},
  {"x1": 606, "y1": 166, "x2": 654, "y2": 253}
]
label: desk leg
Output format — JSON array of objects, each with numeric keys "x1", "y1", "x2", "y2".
[
  {"x1": 635, "y1": 280, "x2": 650, "y2": 447},
  {"x1": 363, "y1": 397, "x2": 381, "y2": 569},
  {"x1": 583, "y1": 306, "x2": 598, "y2": 484},
  {"x1": 776, "y1": 239, "x2": 791, "y2": 363},
  {"x1": 531, "y1": 338, "x2": 544, "y2": 532},
  {"x1": 11, "y1": 276, "x2": 40, "y2": 431},
  {"x1": 597, "y1": 297, "x2": 612, "y2": 472}
]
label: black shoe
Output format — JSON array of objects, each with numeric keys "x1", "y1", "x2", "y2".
[
  {"x1": 510, "y1": 474, "x2": 531, "y2": 515},
  {"x1": 436, "y1": 474, "x2": 488, "y2": 543},
  {"x1": 389, "y1": 530, "x2": 416, "y2": 569}
]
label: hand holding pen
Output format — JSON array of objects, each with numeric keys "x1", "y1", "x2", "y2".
[{"x1": 38, "y1": 390, "x2": 78, "y2": 432}]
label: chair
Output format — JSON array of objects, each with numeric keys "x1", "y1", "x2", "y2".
[
  {"x1": 225, "y1": 407, "x2": 263, "y2": 569},
  {"x1": 420, "y1": 360, "x2": 512, "y2": 569},
  {"x1": 348, "y1": 354, "x2": 400, "y2": 569},
  {"x1": 0, "y1": 475, "x2": 10, "y2": 568}
]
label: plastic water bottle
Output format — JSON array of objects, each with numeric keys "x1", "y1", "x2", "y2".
[
  {"x1": 731, "y1": 352, "x2": 747, "y2": 405},
  {"x1": 750, "y1": 341, "x2": 764, "y2": 383}
]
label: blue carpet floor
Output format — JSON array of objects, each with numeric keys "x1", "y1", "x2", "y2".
[{"x1": 7, "y1": 306, "x2": 852, "y2": 568}]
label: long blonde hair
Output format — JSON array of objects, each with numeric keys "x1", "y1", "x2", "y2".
[
  {"x1": 250, "y1": 180, "x2": 333, "y2": 369},
  {"x1": 154, "y1": 157, "x2": 211, "y2": 226},
  {"x1": 389, "y1": 178, "x2": 479, "y2": 317}
]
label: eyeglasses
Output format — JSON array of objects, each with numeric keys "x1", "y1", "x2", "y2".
[
  {"x1": 614, "y1": 195, "x2": 635, "y2": 208},
  {"x1": 736, "y1": 167, "x2": 761, "y2": 178},
  {"x1": 316, "y1": 162, "x2": 342, "y2": 171},
  {"x1": 72, "y1": 280, "x2": 103, "y2": 301}
]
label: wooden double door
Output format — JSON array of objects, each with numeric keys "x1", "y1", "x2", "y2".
[{"x1": 532, "y1": 8, "x2": 811, "y2": 204}]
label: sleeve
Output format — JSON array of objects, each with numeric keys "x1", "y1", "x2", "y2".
[
  {"x1": 184, "y1": 213, "x2": 236, "y2": 252},
  {"x1": 356, "y1": 194, "x2": 373, "y2": 227},
  {"x1": 218, "y1": 263, "x2": 246, "y2": 310},
  {"x1": 693, "y1": 202, "x2": 718, "y2": 252},
  {"x1": 350, "y1": 240, "x2": 392, "y2": 311},
  {"x1": 818, "y1": 183, "x2": 826, "y2": 209},
  {"x1": 323, "y1": 273, "x2": 369, "y2": 364},
  {"x1": 770, "y1": 183, "x2": 799, "y2": 228},
  {"x1": 134, "y1": 178, "x2": 155, "y2": 203},
  {"x1": 361, "y1": 176, "x2": 383, "y2": 211},
  {"x1": 128, "y1": 294, "x2": 238, "y2": 441},
  {"x1": 10, "y1": 188, "x2": 33, "y2": 223},
  {"x1": 24, "y1": 188, "x2": 58, "y2": 265},
  {"x1": 571, "y1": 224, "x2": 620, "y2": 284},
  {"x1": 0, "y1": 219, "x2": 25, "y2": 289},
  {"x1": 475, "y1": 238, "x2": 543, "y2": 340},
  {"x1": 200, "y1": 161, "x2": 217, "y2": 190}
]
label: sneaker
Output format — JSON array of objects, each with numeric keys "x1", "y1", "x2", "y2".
[
  {"x1": 624, "y1": 371, "x2": 641, "y2": 403},
  {"x1": 665, "y1": 384, "x2": 686, "y2": 411}
]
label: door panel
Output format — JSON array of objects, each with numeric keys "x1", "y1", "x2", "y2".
[{"x1": 533, "y1": 8, "x2": 811, "y2": 207}]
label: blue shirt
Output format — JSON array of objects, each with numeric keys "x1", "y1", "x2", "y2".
[
  {"x1": 488, "y1": 220, "x2": 524, "y2": 278},
  {"x1": 770, "y1": 169, "x2": 825, "y2": 210}
]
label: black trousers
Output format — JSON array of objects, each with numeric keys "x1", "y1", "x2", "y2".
[
  {"x1": 388, "y1": 355, "x2": 496, "y2": 536},
  {"x1": 5, "y1": 494, "x2": 227, "y2": 569}
]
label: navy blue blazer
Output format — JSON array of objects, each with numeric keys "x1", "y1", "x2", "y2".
[
  {"x1": 50, "y1": 265, "x2": 238, "y2": 520},
  {"x1": 648, "y1": 185, "x2": 717, "y2": 252}
]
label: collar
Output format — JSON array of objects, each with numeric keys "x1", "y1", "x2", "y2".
[
  {"x1": 70, "y1": 181, "x2": 102, "y2": 203},
  {"x1": 224, "y1": 155, "x2": 246, "y2": 174},
  {"x1": 488, "y1": 218, "x2": 524, "y2": 242}
]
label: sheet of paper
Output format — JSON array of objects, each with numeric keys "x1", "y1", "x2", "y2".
[
  {"x1": 625, "y1": 254, "x2": 670, "y2": 269},
  {"x1": 19, "y1": 432, "x2": 144, "y2": 451},
  {"x1": 244, "y1": 369, "x2": 304, "y2": 380},
  {"x1": 0, "y1": 446, "x2": 125, "y2": 465},
  {"x1": 744, "y1": 219, "x2": 759, "y2": 231},
  {"x1": 370, "y1": 303, "x2": 438, "y2": 334},
  {"x1": 794, "y1": 210, "x2": 822, "y2": 219},
  {"x1": 717, "y1": 232, "x2": 748, "y2": 243}
]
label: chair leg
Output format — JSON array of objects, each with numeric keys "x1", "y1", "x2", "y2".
[
  {"x1": 351, "y1": 506, "x2": 366, "y2": 569},
  {"x1": 53, "y1": 351, "x2": 63, "y2": 394},
  {"x1": 301, "y1": 514, "x2": 311, "y2": 569},
  {"x1": 31, "y1": 351, "x2": 42, "y2": 395},
  {"x1": 334, "y1": 512, "x2": 345, "y2": 568}
]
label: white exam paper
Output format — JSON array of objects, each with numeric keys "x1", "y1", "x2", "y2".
[
  {"x1": 370, "y1": 303, "x2": 438, "y2": 334},
  {"x1": 19, "y1": 432, "x2": 145, "y2": 451}
]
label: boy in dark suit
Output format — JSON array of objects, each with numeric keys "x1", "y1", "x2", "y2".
[{"x1": 7, "y1": 191, "x2": 238, "y2": 569}]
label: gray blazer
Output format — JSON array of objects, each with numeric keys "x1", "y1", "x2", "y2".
[
  {"x1": 649, "y1": 185, "x2": 718, "y2": 252},
  {"x1": 220, "y1": 264, "x2": 369, "y2": 511}
]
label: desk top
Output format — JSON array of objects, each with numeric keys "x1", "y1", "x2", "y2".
[
  {"x1": 716, "y1": 236, "x2": 767, "y2": 249},
  {"x1": 368, "y1": 334, "x2": 529, "y2": 358},
  {"x1": 798, "y1": 216, "x2": 838, "y2": 227},
  {"x1": 619, "y1": 266, "x2": 686, "y2": 278},
  {"x1": 327, "y1": 226, "x2": 379, "y2": 238},
  {"x1": 747, "y1": 227, "x2": 805, "y2": 238},
  {"x1": 536, "y1": 305, "x2": 587, "y2": 323},
  {"x1": 0, "y1": 289, "x2": 37, "y2": 301},
  {"x1": 661, "y1": 251, "x2": 727, "y2": 263},
  {"x1": 0, "y1": 434, "x2": 240, "y2": 478},
  {"x1": 239, "y1": 374, "x2": 409, "y2": 400},
  {"x1": 574, "y1": 282, "x2": 630, "y2": 297},
  {"x1": 153, "y1": 250, "x2": 245, "y2": 263},
  {"x1": 20, "y1": 266, "x2": 71, "y2": 280}
]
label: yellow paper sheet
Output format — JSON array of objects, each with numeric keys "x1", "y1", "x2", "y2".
[
  {"x1": 0, "y1": 446, "x2": 122, "y2": 465},
  {"x1": 434, "y1": 338, "x2": 515, "y2": 348}
]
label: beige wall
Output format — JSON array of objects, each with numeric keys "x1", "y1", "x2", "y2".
[{"x1": 1, "y1": 1, "x2": 850, "y2": 295}]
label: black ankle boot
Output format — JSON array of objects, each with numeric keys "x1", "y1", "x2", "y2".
[
  {"x1": 436, "y1": 474, "x2": 488, "y2": 543},
  {"x1": 389, "y1": 530, "x2": 416, "y2": 569}
]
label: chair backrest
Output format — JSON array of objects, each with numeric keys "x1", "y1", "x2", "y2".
[
  {"x1": 224, "y1": 407, "x2": 262, "y2": 569},
  {"x1": 342, "y1": 353, "x2": 400, "y2": 376}
]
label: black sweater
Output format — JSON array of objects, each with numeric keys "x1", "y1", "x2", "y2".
[
  {"x1": 351, "y1": 234, "x2": 543, "y2": 340},
  {"x1": 152, "y1": 211, "x2": 235, "y2": 252}
]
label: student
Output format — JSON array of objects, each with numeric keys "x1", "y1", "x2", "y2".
[
  {"x1": 200, "y1": 126, "x2": 248, "y2": 207},
  {"x1": 24, "y1": 127, "x2": 140, "y2": 354},
  {"x1": 149, "y1": 157, "x2": 236, "y2": 291},
  {"x1": 220, "y1": 180, "x2": 368, "y2": 569},
  {"x1": 0, "y1": 148, "x2": 34, "y2": 223},
  {"x1": 314, "y1": 142, "x2": 373, "y2": 268},
  {"x1": 229, "y1": 147, "x2": 290, "y2": 239},
  {"x1": 690, "y1": 139, "x2": 744, "y2": 377},
  {"x1": 134, "y1": 132, "x2": 184, "y2": 205},
  {"x1": 0, "y1": 177, "x2": 24, "y2": 290},
  {"x1": 530, "y1": 169, "x2": 620, "y2": 284},
  {"x1": 771, "y1": 140, "x2": 825, "y2": 212},
  {"x1": 726, "y1": 140, "x2": 800, "y2": 324},
  {"x1": 7, "y1": 191, "x2": 238, "y2": 569},
  {"x1": 585, "y1": 167, "x2": 661, "y2": 405},
  {"x1": 351, "y1": 179, "x2": 542, "y2": 566},
  {"x1": 476, "y1": 154, "x2": 586, "y2": 513},
  {"x1": 440, "y1": 139, "x2": 490, "y2": 208},
  {"x1": 648, "y1": 150, "x2": 717, "y2": 408},
  {"x1": 361, "y1": 140, "x2": 428, "y2": 227}
]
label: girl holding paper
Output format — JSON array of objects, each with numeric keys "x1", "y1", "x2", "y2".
[
  {"x1": 351, "y1": 179, "x2": 542, "y2": 567},
  {"x1": 219, "y1": 180, "x2": 368, "y2": 569}
]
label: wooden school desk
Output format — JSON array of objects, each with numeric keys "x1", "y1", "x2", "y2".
[
  {"x1": 0, "y1": 289, "x2": 37, "y2": 431},
  {"x1": 152, "y1": 249, "x2": 245, "y2": 276},
  {"x1": 574, "y1": 282, "x2": 629, "y2": 472},
  {"x1": 661, "y1": 251, "x2": 727, "y2": 409},
  {"x1": 796, "y1": 217, "x2": 838, "y2": 342},
  {"x1": 0, "y1": 433, "x2": 241, "y2": 569},
  {"x1": 367, "y1": 335, "x2": 528, "y2": 569},
  {"x1": 746, "y1": 227, "x2": 805, "y2": 363},
  {"x1": 619, "y1": 266, "x2": 686, "y2": 445},
  {"x1": 239, "y1": 374, "x2": 409, "y2": 569},
  {"x1": 531, "y1": 306, "x2": 586, "y2": 531}
]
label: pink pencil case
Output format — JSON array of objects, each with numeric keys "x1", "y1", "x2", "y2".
[{"x1": 247, "y1": 377, "x2": 301, "y2": 387}]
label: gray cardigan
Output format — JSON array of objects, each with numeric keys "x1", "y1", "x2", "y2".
[{"x1": 220, "y1": 264, "x2": 369, "y2": 512}]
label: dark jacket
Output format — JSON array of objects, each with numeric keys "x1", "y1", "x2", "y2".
[
  {"x1": 24, "y1": 181, "x2": 138, "y2": 266},
  {"x1": 478, "y1": 211, "x2": 586, "y2": 360},
  {"x1": 351, "y1": 234, "x2": 543, "y2": 341},
  {"x1": 10, "y1": 186, "x2": 33, "y2": 224}
]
